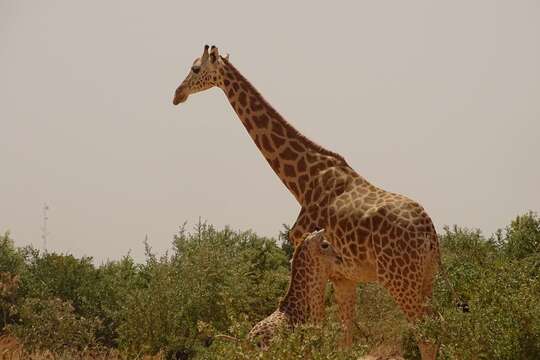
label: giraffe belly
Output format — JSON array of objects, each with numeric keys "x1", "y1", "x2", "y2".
[{"x1": 332, "y1": 262, "x2": 377, "y2": 283}]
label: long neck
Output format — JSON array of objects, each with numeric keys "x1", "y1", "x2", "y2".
[
  {"x1": 278, "y1": 255, "x2": 327, "y2": 325},
  {"x1": 218, "y1": 60, "x2": 349, "y2": 204}
]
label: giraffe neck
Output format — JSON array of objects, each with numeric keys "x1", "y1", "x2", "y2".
[
  {"x1": 218, "y1": 60, "x2": 349, "y2": 204},
  {"x1": 278, "y1": 254, "x2": 327, "y2": 325}
]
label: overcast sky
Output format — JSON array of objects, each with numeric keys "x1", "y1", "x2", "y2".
[{"x1": 1, "y1": 0, "x2": 539, "y2": 262}]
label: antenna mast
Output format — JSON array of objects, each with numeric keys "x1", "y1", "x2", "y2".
[{"x1": 41, "y1": 203, "x2": 50, "y2": 253}]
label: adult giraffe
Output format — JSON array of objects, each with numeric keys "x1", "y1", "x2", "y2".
[{"x1": 173, "y1": 45, "x2": 440, "y2": 359}]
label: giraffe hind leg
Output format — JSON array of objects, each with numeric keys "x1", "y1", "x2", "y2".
[{"x1": 376, "y1": 257, "x2": 439, "y2": 360}]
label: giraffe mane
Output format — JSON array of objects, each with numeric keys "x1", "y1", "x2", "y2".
[{"x1": 221, "y1": 56, "x2": 349, "y2": 167}]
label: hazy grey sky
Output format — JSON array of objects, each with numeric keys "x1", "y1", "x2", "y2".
[{"x1": 1, "y1": 1, "x2": 539, "y2": 262}]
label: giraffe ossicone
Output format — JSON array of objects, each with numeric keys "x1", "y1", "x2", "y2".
[{"x1": 173, "y1": 45, "x2": 442, "y2": 360}]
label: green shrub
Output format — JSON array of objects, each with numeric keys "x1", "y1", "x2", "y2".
[
  {"x1": 116, "y1": 223, "x2": 290, "y2": 357},
  {"x1": 0, "y1": 232, "x2": 25, "y2": 275},
  {"x1": 19, "y1": 251, "x2": 97, "y2": 308},
  {"x1": 419, "y1": 224, "x2": 540, "y2": 360},
  {"x1": 95, "y1": 255, "x2": 145, "y2": 346},
  {"x1": 7, "y1": 297, "x2": 102, "y2": 353},
  {"x1": 500, "y1": 211, "x2": 540, "y2": 260}
]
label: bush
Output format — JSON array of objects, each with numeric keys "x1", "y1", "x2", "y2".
[
  {"x1": 417, "y1": 224, "x2": 540, "y2": 360},
  {"x1": 7, "y1": 297, "x2": 101, "y2": 353},
  {"x1": 500, "y1": 211, "x2": 540, "y2": 260},
  {"x1": 116, "y1": 222, "x2": 290, "y2": 357},
  {"x1": 0, "y1": 232, "x2": 24, "y2": 275}
]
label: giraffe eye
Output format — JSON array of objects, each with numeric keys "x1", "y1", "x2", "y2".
[
  {"x1": 321, "y1": 242, "x2": 330, "y2": 250},
  {"x1": 191, "y1": 66, "x2": 201, "y2": 74}
]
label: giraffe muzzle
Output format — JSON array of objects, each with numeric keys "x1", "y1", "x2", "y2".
[{"x1": 173, "y1": 87, "x2": 189, "y2": 105}]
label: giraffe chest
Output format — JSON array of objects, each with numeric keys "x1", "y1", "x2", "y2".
[{"x1": 303, "y1": 191, "x2": 383, "y2": 282}]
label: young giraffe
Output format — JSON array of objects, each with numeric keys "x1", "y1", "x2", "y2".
[
  {"x1": 173, "y1": 45, "x2": 440, "y2": 359},
  {"x1": 248, "y1": 229, "x2": 342, "y2": 349}
]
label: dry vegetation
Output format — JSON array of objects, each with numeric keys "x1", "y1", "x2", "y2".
[{"x1": 0, "y1": 335, "x2": 166, "y2": 360}]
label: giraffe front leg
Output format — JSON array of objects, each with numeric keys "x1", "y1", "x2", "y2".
[{"x1": 332, "y1": 278, "x2": 357, "y2": 348}]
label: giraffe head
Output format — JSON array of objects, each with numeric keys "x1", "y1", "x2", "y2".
[
  {"x1": 292, "y1": 229, "x2": 343, "y2": 274},
  {"x1": 288, "y1": 229, "x2": 343, "y2": 295},
  {"x1": 173, "y1": 45, "x2": 228, "y2": 105}
]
